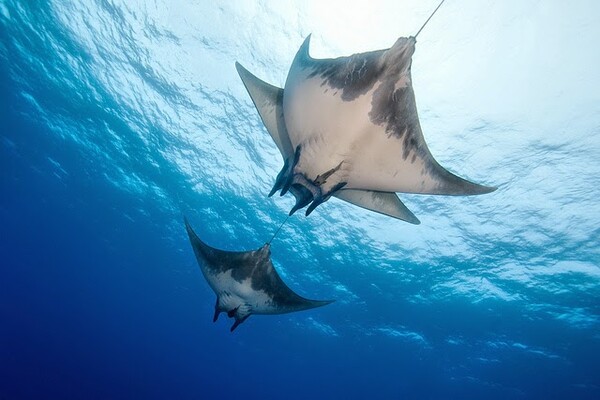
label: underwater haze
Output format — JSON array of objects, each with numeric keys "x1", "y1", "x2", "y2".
[{"x1": 1, "y1": 0, "x2": 599, "y2": 399}]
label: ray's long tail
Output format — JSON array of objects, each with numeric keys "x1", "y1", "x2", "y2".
[
  {"x1": 415, "y1": 0, "x2": 445, "y2": 38},
  {"x1": 268, "y1": 215, "x2": 289, "y2": 245}
]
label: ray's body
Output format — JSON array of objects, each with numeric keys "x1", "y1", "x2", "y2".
[
  {"x1": 236, "y1": 33, "x2": 495, "y2": 223},
  {"x1": 185, "y1": 219, "x2": 332, "y2": 331}
]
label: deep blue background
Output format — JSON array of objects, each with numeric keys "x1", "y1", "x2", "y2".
[{"x1": 1, "y1": 1, "x2": 599, "y2": 399}]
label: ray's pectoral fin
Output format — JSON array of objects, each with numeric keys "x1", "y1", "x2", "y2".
[
  {"x1": 331, "y1": 37, "x2": 496, "y2": 197},
  {"x1": 235, "y1": 62, "x2": 294, "y2": 158},
  {"x1": 424, "y1": 158, "x2": 497, "y2": 196}
]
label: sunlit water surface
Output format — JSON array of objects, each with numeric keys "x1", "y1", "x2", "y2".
[{"x1": 1, "y1": 1, "x2": 599, "y2": 399}]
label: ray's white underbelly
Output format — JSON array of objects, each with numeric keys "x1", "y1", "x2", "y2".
[
  {"x1": 284, "y1": 75, "x2": 378, "y2": 189},
  {"x1": 206, "y1": 269, "x2": 277, "y2": 314}
]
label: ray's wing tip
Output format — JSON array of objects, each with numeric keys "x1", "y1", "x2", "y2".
[
  {"x1": 297, "y1": 298, "x2": 335, "y2": 311},
  {"x1": 390, "y1": 204, "x2": 420, "y2": 224},
  {"x1": 475, "y1": 184, "x2": 498, "y2": 195},
  {"x1": 234, "y1": 60, "x2": 245, "y2": 73},
  {"x1": 183, "y1": 216, "x2": 192, "y2": 232},
  {"x1": 409, "y1": 217, "x2": 421, "y2": 225},
  {"x1": 453, "y1": 180, "x2": 498, "y2": 196},
  {"x1": 234, "y1": 61, "x2": 250, "y2": 79},
  {"x1": 313, "y1": 299, "x2": 335, "y2": 308},
  {"x1": 398, "y1": 208, "x2": 420, "y2": 225},
  {"x1": 300, "y1": 34, "x2": 312, "y2": 58},
  {"x1": 391, "y1": 213, "x2": 420, "y2": 225},
  {"x1": 183, "y1": 217, "x2": 202, "y2": 244}
]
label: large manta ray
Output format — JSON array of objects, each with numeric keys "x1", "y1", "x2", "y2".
[
  {"x1": 185, "y1": 219, "x2": 332, "y2": 331},
  {"x1": 236, "y1": 35, "x2": 495, "y2": 224}
]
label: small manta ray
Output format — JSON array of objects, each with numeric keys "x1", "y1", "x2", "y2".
[
  {"x1": 236, "y1": 8, "x2": 495, "y2": 224},
  {"x1": 184, "y1": 218, "x2": 333, "y2": 332}
]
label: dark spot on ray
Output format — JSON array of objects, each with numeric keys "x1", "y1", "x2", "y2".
[
  {"x1": 298, "y1": 45, "x2": 385, "y2": 101},
  {"x1": 371, "y1": 81, "x2": 423, "y2": 160},
  {"x1": 221, "y1": 251, "x2": 310, "y2": 308},
  {"x1": 289, "y1": 37, "x2": 493, "y2": 199},
  {"x1": 243, "y1": 250, "x2": 325, "y2": 309},
  {"x1": 298, "y1": 36, "x2": 424, "y2": 160},
  {"x1": 356, "y1": 38, "x2": 430, "y2": 162}
]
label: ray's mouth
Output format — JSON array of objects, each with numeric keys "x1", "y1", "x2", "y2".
[{"x1": 269, "y1": 145, "x2": 347, "y2": 216}]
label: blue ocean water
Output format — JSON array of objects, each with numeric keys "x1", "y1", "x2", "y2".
[{"x1": 1, "y1": 1, "x2": 599, "y2": 399}]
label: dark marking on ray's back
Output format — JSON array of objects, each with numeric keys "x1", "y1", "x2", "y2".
[
  {"x1": 296, "y1": 38, "x2": 385, "y2": 102},
  {"x1": 367, "y1": 39, "x2": 425, "y2": 161}
]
